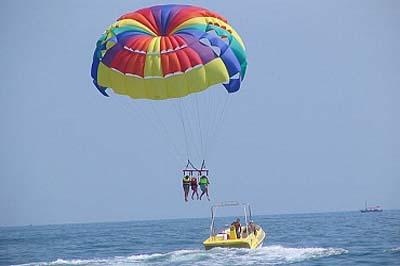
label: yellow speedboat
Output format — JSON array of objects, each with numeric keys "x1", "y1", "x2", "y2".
[{"x1": 203, "y1": 202, "x2": 266, "y2": 250}]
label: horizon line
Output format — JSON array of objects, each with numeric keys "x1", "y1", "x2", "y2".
[{"x1": 1, "y1": 208, "x2": 399, "y2": 228}]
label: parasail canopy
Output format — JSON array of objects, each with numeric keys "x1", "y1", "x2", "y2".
[{"x1": 91, "y1": 4, "x2": 247, "y2": 100}]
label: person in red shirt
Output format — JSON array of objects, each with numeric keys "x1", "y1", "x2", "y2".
[{"x1": 190, "y1": 176, "x2": 199, "y2": 200}]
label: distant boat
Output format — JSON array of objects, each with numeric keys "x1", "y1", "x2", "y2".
[{"x1": 360, "y1": 201, "x2": 383, "y2": 213}]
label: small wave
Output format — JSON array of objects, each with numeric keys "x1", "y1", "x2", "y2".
[
  {"x1": 252, "y1": 245, "x2": 348, "y2": 265},
  {"x1": 387, "y1": 247, "x2": 400, "y2": 253},
  {"x1": 11, "y1": 258, "x2": 110, "y2": 266},
  {"x1": 11, "y1": 258, "x2": 111, "y2": 266},
  {"x1": 12, "y1": 246, "x2": 348, "y2": 266}
]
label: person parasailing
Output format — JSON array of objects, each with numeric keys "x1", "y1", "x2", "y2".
[
  {"x1": 199, "y1": 174, "x2": 210, "y2": 201},
  {"x1": 190, "y1": 176, "x2": 199, "y2": 200},
  {"x1": 182, "y1": 175, "x2": 191, "y2": 202}
]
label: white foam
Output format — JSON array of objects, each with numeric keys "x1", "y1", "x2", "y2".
[
  {"x1": 12, "y1": 246, "x2": 348, "y2": 266},
  {"x1": 388, "y1": 247, "x2": 400, "y2": 253}
]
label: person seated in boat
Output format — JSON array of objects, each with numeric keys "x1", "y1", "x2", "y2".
[
  {"x1": 241, "y1": 226, "x2": 248, "y2": 238},
  {"x1": 248, "y1": 221, "x2": 257, "y2": 236},
  {"x1": 182, "y1": 175, "x2": 191, "y2": 202},
  {"x1": 199, "y1": 175, "x2": 210, "y2": 201},
  {"x1": 231, "y1": 218, "x2": 241, "y2": 238},
  {"x1": 190, "y1": 176, "x2": 199, "y2": 200}
]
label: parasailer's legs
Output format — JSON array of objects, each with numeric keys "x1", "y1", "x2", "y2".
[
  {"x1": 182, "y1": 175, "x2": 191, "y2": 202},
  {"x1": 200, "y1": 185, "x2": 210, "y2": 201},
  {"x1": 183, "y1": 184, "x2": 190, "y2": 202},
  {"x1": 205, "y1": 188, "x2": 210, "y2": 201},
  {"x1": 191, "y1": 188, "x2": 199, "y2": 200},
  {"x1": 190, "y1": 176, "x2": 199, "y2": 200}
]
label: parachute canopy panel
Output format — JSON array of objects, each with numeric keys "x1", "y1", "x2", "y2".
[{"x1": 91, "y1": 4, "x2": 247, "y2": 100}]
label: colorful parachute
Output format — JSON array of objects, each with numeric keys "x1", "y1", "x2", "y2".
[{"x1": 91, "y1": 4, "x2": 247, "y2": 100}]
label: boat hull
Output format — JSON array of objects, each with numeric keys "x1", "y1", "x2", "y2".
[
  {"x1": 203, "y1": 228, "x2": 266, "y2": 250},
  {"x1": 360, "y1": 209, "x2": 383, "y2": 213}
]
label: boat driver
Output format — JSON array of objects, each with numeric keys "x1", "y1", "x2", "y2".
[{"x1": 231, "y1": 218, "x2": 241, "y2": 238}]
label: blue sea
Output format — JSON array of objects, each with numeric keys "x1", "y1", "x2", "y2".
[{"x1": 1, "y1": 210, "x2": 399, "y2": 266}]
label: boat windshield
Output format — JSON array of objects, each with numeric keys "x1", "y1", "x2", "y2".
[{"x1": 209, "y1": 202, "x2": 252, "y2": 237}]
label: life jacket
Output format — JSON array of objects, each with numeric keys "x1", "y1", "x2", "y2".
[
  {"x1": 190, "y1": 178, "x2": 197, "y2": 186},
  {"x1": 199, "y1": 176, "x2": 208, "y2": 185},
  {"x1": 182, "y1": 176, "x2": 190, "y2": 185}
]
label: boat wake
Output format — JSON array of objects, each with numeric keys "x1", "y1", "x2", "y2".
[{"x1": 13, "y1": 245, "x2": 348, "y2": 266}]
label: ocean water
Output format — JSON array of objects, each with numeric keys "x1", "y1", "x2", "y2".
[{"x1": 1, "y1": 210, "x2": 399, "y2": 266}]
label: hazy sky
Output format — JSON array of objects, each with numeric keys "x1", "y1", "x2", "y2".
[{"x1": 1, "y1": 0, "x2": 399, "y2": 226}]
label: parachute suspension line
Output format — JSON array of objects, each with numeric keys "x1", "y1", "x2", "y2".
[
  {"x1": 192, "y1": 94, "x2": 205, "y2": 164},
  {"x1": 194, "y1": 94, "x2": 205, "y2": 160},
  {"x1": 172, "y1": 100, "x2": 192, "y2": 162},
  {"x1": 183, "y1": 159, "x2": 208, "y2": 178},
  {"x1": 200, "y1": 159, "x2": 206, "y2": 170},
  {"x1": 148, "y1": 101, "x2": 183, "y2": 163},
  {"x1": 203, "y1": 89, "x2": 220, "y2": 160},
  {"x1": 119, "y1": 100, "x2": 181, "y2": 164},
  {"x1": 210, "y1": 88, "x2": 221, "y2": 146},
  {"x1": 181, "y1": 97, "x2": 202, "y2": 164},
  {"x1": 203, "y1": 88, "x2": 216, "y2": 159},
  {"x1": 186, "y1": 159, "x2": 198, "y2": 170},
  {"x1": 180, "y1": 98, "x2": 198, "y2": 161},
  {"x1": 212, "y1": 96, "x2": 231, "y2": 156},
  {"x1": 204, "y1": 95, "x2": 231, "y2": 162},
  {"x1": 175, "y1": 99, "x2": 190, "y2": 161}
]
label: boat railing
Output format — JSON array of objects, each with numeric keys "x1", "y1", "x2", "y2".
[{"x1": 209, "y1": 202, "x2": 253, "y2": 237}]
